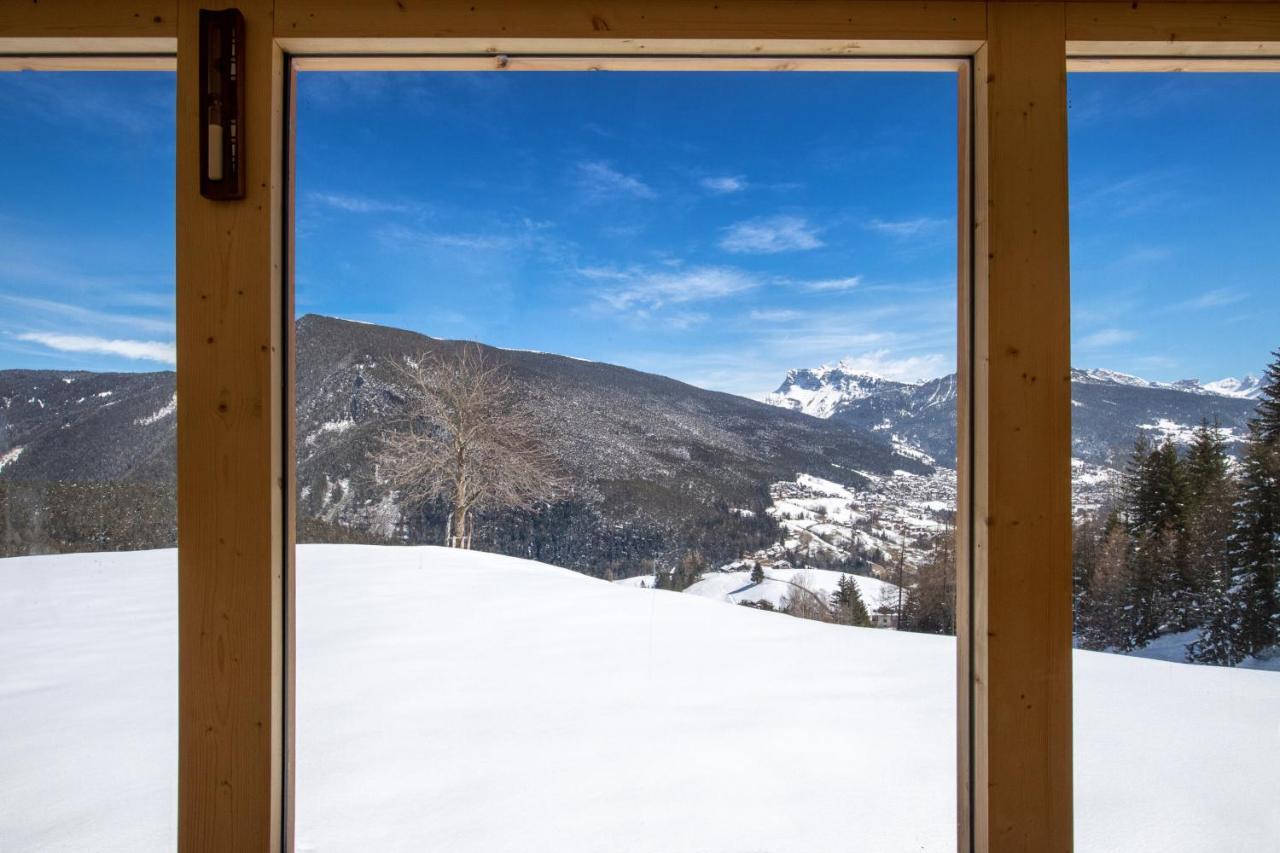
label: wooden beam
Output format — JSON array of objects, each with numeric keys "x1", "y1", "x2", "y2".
[
  {"x1": 0, "y1": 0, "x2": 175, "y2": 52},
  {"x1": 0, "y1": 55, "x2": 176, "y2": 71},
  {"x1": 277, "y1": 36, "x2": 985, "y2": 57},
  {"x1": 1067, "y1": 1, "x2": 1280, "y2": 54},
  {"x1": 292, "y1": 55, "x2": 968, "y2": 72},
  {"x1": 1068, "y1": 56, "x2": 1280, "y2": 70},
  {"x1": 275, "y1": 0, "x2": 983, "y2": 47},
  {"x1": 963, "y1": 2, "x2": 1073, "y2": 852},
  {"x1": 176, "y1": 1, "x2": 286, "y2": 851}
]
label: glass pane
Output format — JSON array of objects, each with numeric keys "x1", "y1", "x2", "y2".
[
  {"x1": 1068, "y1": 72, "x2": 1280, "y2": 851},
  {"x1": 295, "y1": 70, "x2": 959, "y2": 850},
  {"x1": 0, "y1": 72, "x2": 177, "y2": 850}
]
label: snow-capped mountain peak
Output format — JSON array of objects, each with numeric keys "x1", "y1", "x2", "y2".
[
  {"x1": 1070, "y1": 367, "x2": 1159, "y2": 390},
  {"x1": 764, "y1": 363, "x2": 913, "y2": 418},
  {"x1": 1072, "y1": 367, "x2": 1265, "y2": 400},
  {"x1": 1202, "y1": 374, "x2": 1264, "y2": 399}
]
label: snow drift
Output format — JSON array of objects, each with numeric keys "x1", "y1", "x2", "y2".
[{"x1": 2, "y1": 546, "x2": 1277, "y2": 852}]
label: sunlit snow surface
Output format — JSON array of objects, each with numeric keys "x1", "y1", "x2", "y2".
[{"x1": 2, "y1": 546, "x2": 1278, "y2": 852}]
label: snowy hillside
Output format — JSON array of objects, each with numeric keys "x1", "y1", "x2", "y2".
[
  {"x1": 617, "y1": 562, "x2": 899, "y2": 611},
  {"x1": 3, "y1": 546, "x2": 1278, "y2": 852},
  {"x1": 770, "y1": 471, "x2": 954, "y2": 571}
]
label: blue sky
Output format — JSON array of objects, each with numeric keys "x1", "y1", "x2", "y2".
[{"x1": 0, "y1": 70, "x2": 1276, "y2": 397}]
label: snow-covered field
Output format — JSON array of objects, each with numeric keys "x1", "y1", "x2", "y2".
[{"x1": 2, "y1": 546, "x2": 1278, "y2": 852}]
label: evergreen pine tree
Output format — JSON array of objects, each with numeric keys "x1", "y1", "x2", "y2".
[
  {"x1": 1185, "y1": 419, "x2": 1230, "y2": 512},
  {"x1": 831, "y1": 573, "x2": 871, "y2": 627},
  {"x1": 1181, "y1": 420, "x2": 1235, "y2": 632},
  {"x1": 1123, "y1": 436, "x2": 1188, "y2": 643},
  {"x1": 1253, "y1": 347, "x2": 1280, "y2": 445},
  {"x1": 1219, "y1": 349, "x2": 1280, "y2": 659},
  {"x1": 1189, "y1": 553, "x2": 1243, "y2": 666},
  {"x1": 1226, "y1": 431, "x2": 1280, "y2": 656}
]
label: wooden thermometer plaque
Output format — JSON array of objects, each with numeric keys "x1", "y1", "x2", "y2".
[{"x1": 199, "y1": 8, "x2": 245, "y2": 200}]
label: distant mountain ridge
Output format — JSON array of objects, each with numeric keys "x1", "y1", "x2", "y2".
[
  {"x1": 764, "y1": 362, "x2": 1259, "y2": 470},
  {"x1": 0, "y1": 318, "x2": 1264, "y2": 570},
  {"x1": 1, "y1": 315, "x2": 925, "y2": 569}
]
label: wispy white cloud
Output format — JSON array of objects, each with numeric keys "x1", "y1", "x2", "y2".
[
  {"x1": 612, "y1": 295, "x2": 955, "y2": 396},
  {"x1": 1119, "y1": 245, "x2": 1173, "y2": 265},
  {"x1": 1071, "y1": 170, "x2": 1185, "y2": 218},
  {"x1": 379, "y1": 219, "x2": 556, "y2": 253},
  {"x1": 719, "y1": 215, "x2": 823, "y2": 254},
  {"x1": 1176, "y1": 287, "x2": 1246, "y2": 310},
  {"x1": 308, "y1": 191, "x2": 413, "y2": 214},
  {"x1": 1077, "y1": 328, "x2": 1136, "y2": 349},
  {"x1": 799, "y1": 276, "x2": 862, "y2": 293},
  {"x1": 0, "y1": 74, "x2": 171, "y2": 136},
  {"x1": 0, "y1": 294, "x2": 172, "y2": 336},
  {"x1": 577, "y1": 265, "x2": 633, "y2": 282},
  {"x1": 825, "y1": 349, "x2": 950, "y2": 383},
  {"x1": 748, "y1": 308, "x2": 805, "y2": 322},
  {"x1": 867, "y1": 217, "x2": 947, "y2": 238},
  {"x1": 577, "y1": 161, "x2": 656, "y2": 200},
  {"x1": 699, "y1": 175, "x2": 747, "y2": 194},
  {"x1": 16, "y1": 332, "x2": 175, "y2": 365},
  {"x1": 665, "y1": 311, "x2": 711, "y2": 330},
  {"x1": 595, "y1": 266, "x2": 759, "y2": 315}
]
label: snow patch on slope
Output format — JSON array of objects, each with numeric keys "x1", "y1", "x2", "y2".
[
  {"x1": 0, "y1": 446, "x2": 24, "y2": 472},
  {"x1": 1138, "y1": 418, "x2": 1242, "y2": 447},
  {"x1": 305, "y1": 418, "x2": 356, "y2": 447},
  {"x1": 134, "y1": 393, "x2": 177, "y2": 426}
]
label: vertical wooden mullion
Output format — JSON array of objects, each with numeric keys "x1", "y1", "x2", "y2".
[
  {"x1": 956, "y1": 54, "x2": 976, "y2": 853},
  {"x1": 281, "y1": 54, "x2": 299, "y2": 853},
  {"x1": 176, "y1": 1, "x2": 286, "y2": 851},
  {"x1": 962, "y1": 2, "x2": 1073, "y2": 851}
]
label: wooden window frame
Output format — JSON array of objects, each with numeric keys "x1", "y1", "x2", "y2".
[{"x1": 2, "y1": 3, "x2": 1278, "y2": 852}]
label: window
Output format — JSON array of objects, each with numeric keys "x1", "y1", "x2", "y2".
[
  {"x1": 1068, "y1": 71, "x2": 1280, "y2": 851},
  {"x1": 0, "y1": 71, "x2": 177, "y2": 851},
  {"x1": 292, "y1": 67, "x2": 961, "y2": 850}
]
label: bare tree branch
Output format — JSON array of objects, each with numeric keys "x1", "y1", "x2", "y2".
[{"x1": 373, "y1": 344, "x2": 565, "y2": 548}]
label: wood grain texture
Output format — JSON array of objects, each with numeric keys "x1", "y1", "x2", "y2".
[
  {"x1": 0, "y1": 0, "x2": 175, "y2": 54},
  {"x1": 966, "y1": 3, "x2": 1073, "y2": 852},
  {"x1": 291, "y1": 54, "x2": 967, "y2": 71},
  {"x1": 1068, "y1": 56, "x2": 1280, "y2": 69},
  {"x1": 176, "y1": 1, "x2": 285, "y2": 851},
  {"x1": 0, "y1": 55, "x2": 176, "y2": 71},
  {"x1": 955, "y1": 55, "x2": 975, "y2": 853},
  {"x1": 275, "y1": 0, "x2": 987, "y2": 41},
  {"x1": 1067, "y1": 1, "x2": 1280, "y2": 50}
]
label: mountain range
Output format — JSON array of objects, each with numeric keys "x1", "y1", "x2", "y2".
[
  {"x1": 2, "y1": 316, "x2": 918, "y2": 567},
  {"x1": 0, "y1": 315, "x2": 1266, "y2": 572},
  {"x1": 764, "y1": 360, "x2": 1259, "y2": 470}
]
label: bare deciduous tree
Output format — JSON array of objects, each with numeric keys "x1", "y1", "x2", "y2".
[
  {"x1": 780, "y1": 571, "x2": 834, "y2": 623},
  {"x1": 374, "y1": 344, "x2": 563, "y2": 549}
]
